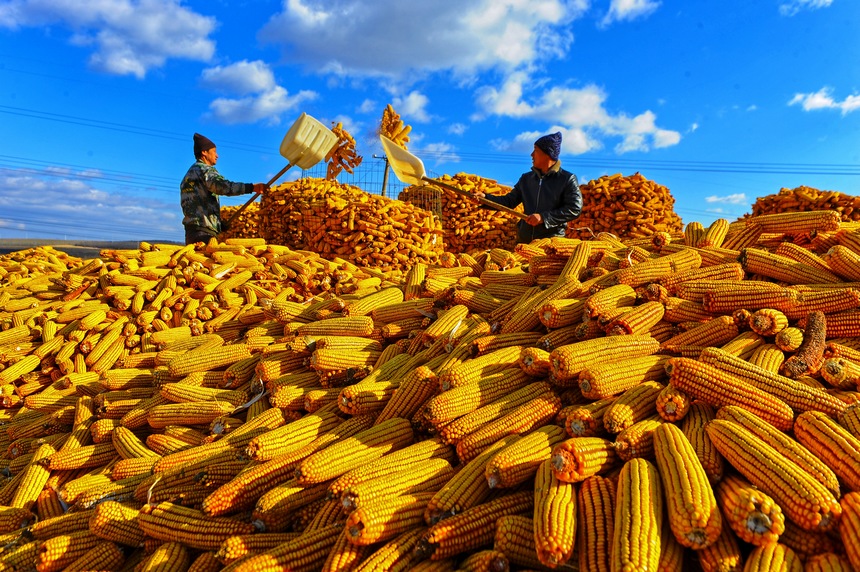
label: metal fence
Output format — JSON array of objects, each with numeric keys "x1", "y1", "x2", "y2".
[{"x1": 300, "y1": 156, "x2": 440, "y2": 201}]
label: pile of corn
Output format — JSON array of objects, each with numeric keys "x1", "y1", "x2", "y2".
[
  {"x1": 219, "y1": 203, "x2": 262, "y2": 241},
  {"x1": 750, "y1": 185, "x2": 860, "y2": 222},
  {"x1": 253, "y1": 178, "x2": 444, "y2": 273},
  {"x1": 566, "y1": 172, "x2": 684, "y2": 240},
  {"x1": 399, "y1": 173, "x2": 522, "y2": 253},
  {"x1": 1, "y1": 210, "x2": 860, "y2": 570}
]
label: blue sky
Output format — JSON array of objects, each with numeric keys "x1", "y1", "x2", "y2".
[{"x1": 0, "y1": 0, "x2": 858, "y2": 243}]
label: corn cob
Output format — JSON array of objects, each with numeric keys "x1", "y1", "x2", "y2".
[
  {"x1": 491, "y1": 515, "x2": 545, "y2": 570},
  {"x1": 577, "y1": 355, "x2": 668, "y2": 400},
  {"x1": 320, "y1": 529, "x2": 375, "y2": 572},
  {"x1": 340, "y1": 457, "x2": 454, "y2": 514},
  {"x1": 660, "y1": 315, "x2": 740, "y2": 353},
  {"x1": 583, "y1": 284, "x2": 637, "y2": 319},
  {"x1": 611, "y1": 248, "x2": 702, "y2": 287},
  {"x1": 564, "y1": 396, "x2": 616, "y2": 437},
  {"x1": 329, "y1": 437, "x2": 454, "y2": 500},
  {"x1": 245, "y1": 410, "x2": 342, "y2": 461},
  {"x1": 146, "y1": 400, "x2": 237, "y2": 429},
  {"x1": 613, "y1": 415, "x2": 663, "y2": 462},
  {"x1": 804, "y1": 552, "x2": 854, "y2": 572},
  {"x1": 455, "y1": 549, "x2": 509, "y2": 572},
  {"x1": 716, "y1": 473, "x2": 784, "y2": 547},
  {"x1": 538, "y1": 298, "x2": 586, "y2": 329},
  {"x1": 227, "y1": 523, "x2": 343, "y2": 572},
  {"x1": 699, "y1": 346, "x2": 847, "y2": 417},
  {"x1": 517, "y1": 346, "x2": 551, "y2": 376},
  {"x1": 414, "y1": 490, "x2": 533, "y2": 561},
  {"x1": 216, "y1": 532, "x2": 302, "y2": 564},
  {"x1": 532, "y1": 458, "x2": 576, "y2": 568},
  {"x1": 424, "y1": 368, "x2": 531, "y2": 424},
  {"x1": 821, "y1": 357, "x2": 860, "y2": 390},
  {"x1": 424, "y1": 434, "x2": 519, "y2": 525},
  {"x1": 35, "y1": 530, "x2": 102, "y2": 572},
  {"x1": 666, "y1": 357, "x2": 795, "y2": 431},
  {"x1": 88, "y1": 500, "x2": 146, "y2": 547},
  {"x1": 62, "y1": 540, "x2": 125, "y2": 572},
  {"x1": 611, "y1": 458, "x2": 663, "y2": 572},
  {"x1": 439, "y1": 345, "x2": 524, "y2": 389},
  {"x1": 706, "y1": 418, "x2": 841, "y2": 531},
  {"x1": 483, "y1": 424, "x2": 566, "y2": 489},
  {"x1": 740, "y1": 247, "x2": 841, "y2": 284},
  {"x1": 793, "y1": 410, "x2": 860, "y2": 492},
  {"x1": 9, "y1": 442, "x2": 54, "y2": 510},
  {"x1": 550, "y1": 436, "x2": 617, "y2": 483},
  {"x1": 602, "y1": 380, "x2": 664, "y2": 433},
  {"x1": 374, "y1": 365, "x2": 439, "y2": 424},
  {"x1": 252, "y1": 479, "x2": 331, "y2": 530},
  {"x1": 549, "y1": 334, "x2": 660, "y2": 384},
  {"x1": 840, "y1": 403, "x2": 860, "y2": 437},
  {"x1": 455, "y1": 391, "x2": 561, "y2": 462},
  {"x1": 781, "y1": 310, "x2": 827, "y2": 379},
  {"x1": 837, "y1": 491, "x2": 860, "y2": 571},
  {"x1": 746, "y1": 209, "x2": 841, "y2": 234},
  {"x1": 575, "y1": 475, "x2": 614, "y2": 572},
  {"x1": 743, "y1": 542, "x2": 803, "y2": 572},
  {"x1": 694, "y1": 520, "x2": 743, "y2": 572},
  {"x1": 201, "y1": 415, "x2": 373, "y2": 517},
  {"x1": 350, "y1": 526, "x2": 426, "y2": 572},
  {"x1": 681, "y1": 401, "x2": 724, "y2": 484},
  {"x1": 294, "y1": 416, "x2": 413, "y2": 484},
  {"x1": 653, "y1": 422, "x2": 722, "y2": 549},
  {"x1": 138, "y1": 501, "x2": 255, "y2": 550},
  {"x1": 345, "y1": 491, "x2": 435, "y2": 546}
]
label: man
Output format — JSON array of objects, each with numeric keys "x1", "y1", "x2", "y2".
[
  {"x1": 180, "y1": 133, "x2": 268, "y2": 244},
  {"x1": 477, "y1": 132, "x2": 582, "y2": 244}
]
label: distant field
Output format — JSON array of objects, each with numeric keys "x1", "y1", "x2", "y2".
[{"x1": 0, "y1": 239, "x2": 180, "y2": 259}]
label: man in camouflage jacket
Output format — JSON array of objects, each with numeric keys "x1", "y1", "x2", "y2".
[{"x1": 180, "y1": 133, "x2": 268, "y2": 244}]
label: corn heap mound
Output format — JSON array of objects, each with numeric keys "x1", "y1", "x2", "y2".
[
  {"x1": 400, "y1": 172, "x2": 522, "y2": 253},
  {"x1": 256, "y1": 177, "x2": 443, "y2": 274},
  {"x1": 750, "y1": 185, "x2": 860, "y2": 222},
  {"x1": 219, "y1": 203, "x2": 261, "y2": 241},
  {"x1": 2, "y1": 209, "x2": 860, "y2": 571},
  {"x1": 566, "y1": 172, "x2": 684, "y2": 240}
]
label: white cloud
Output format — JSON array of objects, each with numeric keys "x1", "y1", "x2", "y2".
[
  {"x1": 779, "y1": 0, "x2": 832, "y2": 17},
  {"x1": 705, "y1": 193, "x2": 748, "y2": 205},
  {"x1": 789, "y1": 87, "x2": 860, "y2": 115},
  {"x1": 357, "y1": 99, "x2": 377, "y2": 114},
  {"x1": 392, "y1": 91, "x2": 431, "y2": 123},
  {"x1": 448, "y1": 123, "x2": 467, "y2": 136},
  {"x1": 259, "y1": 0, "x2": 587, "y2": 79},
  {"x1": 0, "y1": 0, "x2": 216, "y2": 78},
  {"x1": 200, "y1": 61, "x2": 318, "y2": 125},
  {"x1": 475, "y1": 73, "x2": 680, "y2": 155},
  {"x1": 600, "y1": 0, "x2": 661, "y2": 27},
  {"x1": 201, "y1": 61, "x2": 276, "y2": 96},
  {"x1": 0, "y1": 169, "x2": 179, "y2": 240},
  {"x1": 421, "y1": 142, "x2": 460, "y2": 167}
]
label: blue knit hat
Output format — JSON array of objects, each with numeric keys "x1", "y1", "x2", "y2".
[{"x1": 534, "y1": 132, "x2": 562, "y2": 161}]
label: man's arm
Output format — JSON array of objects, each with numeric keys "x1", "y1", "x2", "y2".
[{"x1": 540, "y1": 173, "x2": 582, "y2": 229}]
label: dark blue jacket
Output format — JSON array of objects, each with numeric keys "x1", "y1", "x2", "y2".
[{"x1": 486, "y1": 161, "x2": 583, "y2": 243}]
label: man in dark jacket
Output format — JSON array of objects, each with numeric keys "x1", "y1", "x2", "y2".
[
  {"x1": 180, "y1": 133, "x2": 268, "y2": 244},
  {"x1": 477, "y1": 132, "x2": 583, "y2": 244}
]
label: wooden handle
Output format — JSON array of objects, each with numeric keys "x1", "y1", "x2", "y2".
[
  {"x1": 424, "y1": 177, "x2": 529, "y2": 220},
  {"x1": 223, "y1": 163, "x2": 294, "y2": 228}
]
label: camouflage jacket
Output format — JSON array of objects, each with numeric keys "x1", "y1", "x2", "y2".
[{"x1": 180, "y1": 161, "x2": 253, "y2": 235}]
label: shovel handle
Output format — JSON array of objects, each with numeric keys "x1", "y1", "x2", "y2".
[
  {"x1": 424, "y1": 177, "x2": 529, "y2": 221},
  {"x1": 223, "y1": 163, "x2": 294, "y2": 228}
]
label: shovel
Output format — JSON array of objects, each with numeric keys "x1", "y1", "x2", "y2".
[
  {"x1": 379, "y1": 135, "x2": 528, "y2": 220},
  {"x1": 223, "y1": 113, "x2": 338, "y2": 228}
]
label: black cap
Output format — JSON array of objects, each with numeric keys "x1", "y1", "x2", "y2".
[{"x1": 193, "y1": 133, "x2": 216, "y2": 158}]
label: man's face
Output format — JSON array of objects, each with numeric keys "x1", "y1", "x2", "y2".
[
  {"x1": 531, "y1": 145, "x2": 554, "y2": 172},
  {"x1": 201, "y1": 147, "x2": 218, "y2": 166}
]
